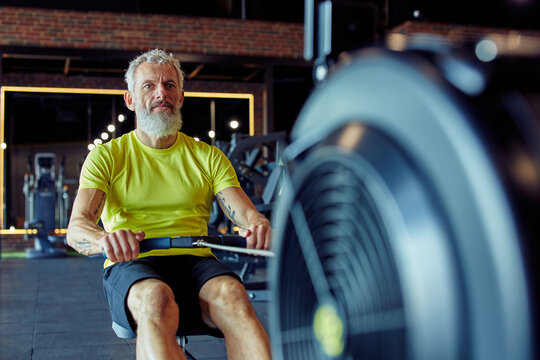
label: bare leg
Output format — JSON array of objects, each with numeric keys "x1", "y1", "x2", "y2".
[
  {"x1": 199, "y1": 275, "x2": 272, "y2": 360},
  {"x1": 127, "y1": 278, "x2": 187, "y2": 360}
]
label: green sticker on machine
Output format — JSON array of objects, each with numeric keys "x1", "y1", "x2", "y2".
[{"x1": 313, "y1": 303, "x2": 345, "y2": 357}]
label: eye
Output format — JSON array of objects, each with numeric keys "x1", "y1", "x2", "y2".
[
  {"x1": 143, "y1": 84, "x2": 153, "y2": 89},
  {"x1": 167, "y1": 83, "x2": 177, "y2": 88}
]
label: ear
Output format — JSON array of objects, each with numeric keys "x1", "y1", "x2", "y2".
[
  {"x1": 178, "y1": 90, "x2": 185, "y2": 108},
  {"x1": 124, "y1": 91, "x2": 135, "y2": 111}
]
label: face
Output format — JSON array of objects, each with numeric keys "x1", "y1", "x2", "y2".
[{"x1": 125, "y1": 62, "x2": 185, "y2": 137}]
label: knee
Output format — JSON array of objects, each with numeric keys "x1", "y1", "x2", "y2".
[
  {"x1": 211, "y1": 278, "x2": 253, "y2": 317},
  {"x1": 129, "y1": 280, "x2": 178, "y2": 320}
]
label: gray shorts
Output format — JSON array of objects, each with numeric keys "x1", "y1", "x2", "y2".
[{"x1": 103, "y1": 255, "x2": 241, "y2": 337}]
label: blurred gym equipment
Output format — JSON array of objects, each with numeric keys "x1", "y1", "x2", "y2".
[
  {"x1": 23, "y1": 153, "x2": 71, "y2": 259},
  {"x1": 269, "y1": 2, "x2": 539, "y2": 359},
  {"x1": 209, "y1": 133, "x2": 286, "y2": 301},
  {"x1": 210, "y1": 132, "x2": 286, "y2": 234}
]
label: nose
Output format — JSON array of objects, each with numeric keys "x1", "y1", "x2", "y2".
[{"x1": 155, "y1": 83, "x2": 167, "y2": 100}]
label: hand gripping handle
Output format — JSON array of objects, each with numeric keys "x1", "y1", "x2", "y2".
[{"x1": 102, "y1": 235, "x2": 248, "y2": 258}]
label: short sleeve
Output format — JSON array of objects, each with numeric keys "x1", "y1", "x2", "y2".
[
  {"x1": 211, "y1": 147, "x2": 241, "y2": 195},
  {"x1": 79, "y1": 144, "x2": 112, "y2": 194}
]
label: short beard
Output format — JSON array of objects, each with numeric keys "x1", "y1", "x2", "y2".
[{"x1": 136, "y1": 101, "x2": 183, "y2": 138}]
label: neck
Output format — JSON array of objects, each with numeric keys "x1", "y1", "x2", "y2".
[{"x1": 136, "y1": 128, "x2": 178, "y2": 149}]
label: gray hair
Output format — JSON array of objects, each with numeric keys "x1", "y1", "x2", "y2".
[{"x1": 124, "y1": 49, "x2": 185, "y2": 92}]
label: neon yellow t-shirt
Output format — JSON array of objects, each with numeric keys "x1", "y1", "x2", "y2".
[{"x1": 79, "y1": 131, "x2": 240, "y2": 265}]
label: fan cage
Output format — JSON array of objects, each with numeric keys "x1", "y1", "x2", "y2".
[{"x1": 277, "y1": 154, "x2": 407, "y2": 359}]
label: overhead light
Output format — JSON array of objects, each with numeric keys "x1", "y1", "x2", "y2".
[
  {"x1": 88, "y1": 144, "x2": 95, "y2": 151},
  {"x1": 118, "y1": 114, "x2": 125, "y2": 122},
  {"x1": 475, "y1": 39, "x2": 498, "y2": 62},
  {"x1": 107, "y1": 124, "x2": 116, "y2": 132},
  {"x1": 0, "y1": 142, "x2": 6, "y2": 150},
  {"x1": 101, "y1": 132, "x2": 109, "y2": 140},
  {"x1": 94, "y1": 139, "x2": 103, "y2": 145},
  {"x1": 194, "y1": 137, "x2": 200, "y2": 142},
  {"x1": 208, "y1": 130, "x2": 216, "y2": 138},
  {"x1": 229, "y1": 120, "x2": 240, "y2": 129}
]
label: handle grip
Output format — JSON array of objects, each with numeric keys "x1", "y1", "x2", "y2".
[{"x1": 102, "y1": 235, "x2": 247, "y2": 259}]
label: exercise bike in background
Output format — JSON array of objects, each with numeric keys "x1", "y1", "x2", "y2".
[{"x1": 23, "y1": 153, "x2": 74, "y2": 259}]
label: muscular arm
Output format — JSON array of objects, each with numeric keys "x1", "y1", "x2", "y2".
[
  {"x1": 66, "y1": 188, "x2": 108, "y2": 255},
  {"x1": 216, "y1": 187, "x2": 271, "y2": 250},
  {"x1": 66, "y1": 188, "x2": 144, "y2": 261}
]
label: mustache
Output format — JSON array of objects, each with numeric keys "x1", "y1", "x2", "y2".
[{"x1": 150, "y1": 100, "x2": 174, "y2": 110}]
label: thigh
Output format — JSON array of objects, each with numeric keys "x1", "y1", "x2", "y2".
[
  {"x1": 180, "y1": 255, "x2": 242, "y2": 295},
  {"x1": 103, "y1": 258, "x2": 166, "y2": 333},
  {"x1": 166, "y1": 256, "x2": 241, "y2": 335}
]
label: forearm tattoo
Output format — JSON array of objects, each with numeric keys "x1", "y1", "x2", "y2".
[
  {"x1": 92, "y1": 192, "x2": 105, "y2": 217},
  {"x1": 74, "y1": 238, "x2": 92, "y2": 253},
  {"x1": 217, "y1": 192, "x2": 236, "y2": 224}
]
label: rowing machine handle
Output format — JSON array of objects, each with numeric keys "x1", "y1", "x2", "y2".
[{"x1": 102, "y1": 235, "x2": 247, "y2": 258}]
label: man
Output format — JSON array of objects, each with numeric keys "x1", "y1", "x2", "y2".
[{"x1": 66, "y1": 49, "x2": 272, "y2": 360}]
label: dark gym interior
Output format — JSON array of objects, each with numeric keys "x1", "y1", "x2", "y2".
[{"x1": 1, "y1": 1, "x2": 539, "y2": 359}]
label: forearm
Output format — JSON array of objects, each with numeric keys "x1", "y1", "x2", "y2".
[
  {"x1": 216, "y1": 189, "x2": 269, "y2": 228},
  {"x1": 216, "y1": 187, "x2": 272, "y2": 250},
  {"x1": 216, "y1": 187, "x2": 271, "y2": 240},
  {"x1": 67, "y1": 188, "x2": 144, "y2": 261},
  {"x1": 66, "y1": 188, "x2": 109, "y2": 256},
  {"x1": 66, "y1": 216, "x2": 107, "y2": 256}
]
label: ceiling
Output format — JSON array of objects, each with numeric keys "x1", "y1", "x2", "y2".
[
  {"x1": 1, "y1": 0, "x2": 539, "y2": 81},
  {"x1": 0, "y1": 0, "x2": 305, "y2": 23},
  {"x1": 0, "y1": 0, "x2": 308, "y2": 83},
  {"x1": 1, "y1": 0, "x2": 538, "y2": 28},
  {"x1": 0, "y1": 51, "x2": 287, "y2": 83}
]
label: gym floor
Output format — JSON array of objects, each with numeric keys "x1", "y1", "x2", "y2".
[{"x1": 0, "y1": 256, "x2": 270, "y2": 360}]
